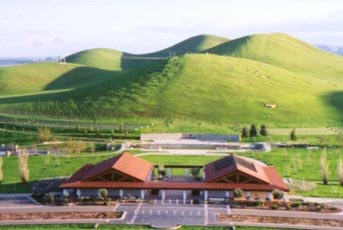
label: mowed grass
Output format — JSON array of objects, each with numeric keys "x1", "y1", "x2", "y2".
[
  {"x1": 206, "y1": 33, "x2": 343, "y2": 79},
  {"x1": 1, "y1": 148, "x2": 343, "y2": 197},
  {"x1": 0, "y1": 33, "x2": 342, "y2": 129},
  {"x1": 0, "y1": 153, "x2": 116, "y2": 193},
  {"x1": 141, "y1": 34, "x2": 229, "y2": 57},
  {"x1": 66, "y1": 48, "x2": 124, "y2": 71},
  {"x1": 0, "y1": 62, "x2": 115, "y2": 95}
]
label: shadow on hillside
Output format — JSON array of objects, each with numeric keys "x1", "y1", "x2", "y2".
[
  {"x1": 44, "y1": 66, "x2": 117, "y2": 90},
  {"x1": 0, "y1": 58, "x2": 170, "y2": 106},
  {"x1": 322, "y1": 91, "x2": 343, "y2": 124},
  {"x1": 120, "y1": 52, "x2": 169, "y2": 70}
]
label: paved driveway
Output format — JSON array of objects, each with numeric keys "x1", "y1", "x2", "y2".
[
  {"x1": 0, "y1": 195, "x2": 41, "y2": 210},
  {"x1": 111, "y1": 202, "x2": 228, "y2": 228}
]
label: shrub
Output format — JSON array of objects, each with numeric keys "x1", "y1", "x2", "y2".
[
  {"x1": 38, "y1": 127, "x2": 54, "y2": 143},
  {"x1": 104, "y1": 197, "x2": 112, "y2": 206},
  {"x1": 253, "y1": 200, "x2": 263, "y2": 206},
  {"x1": 291, "y1": 202, "x2": 301, "y2": 209},
  {"x1": 249, "y1": 124, "x2": 258, "y2": 137},
  {"x1": 260, "y1": 124, "x2": 268, "y2": 136},
  {"x1": 320, "y1": 148, "x2": 329, "y2": 185},
  {"x1": 272, "y1": 189, "x2": 284, "y2": 200},
  {"x1": 290, "y1": 129, "x2": 297, "y2": 141},
  {"x1": 337, "y1": 157, "x2": 343, "y2": 186},
  {"x1": 18, "y1": 151, "x2": 30, "y2": 183},
  {"x1": 62, "y1": 196, "x2": 69, "y2": 205},
  {"x1": 241, "y1": 127, "x2": 249, "y2": 138},
  {"x1": 233, "y1": 188, "x2": 243, "y2": 199},
  {"x1": 0, "y1": 157, "x2": 3, "y2": 183},
  {"x1": 45, "y1": 192, "x2": 55, "y2": 204},
  {"x1": 271, "y1": 204, "x2": 278, "y2": 210},
  {"x1": 98, "y1": 188, "x2": 108, "y2": 200}
]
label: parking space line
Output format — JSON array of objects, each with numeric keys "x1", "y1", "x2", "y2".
[
  {"x1": 130, "y1": 202, "x2": 142, "y2": 224},
  {"x1": 26, "y1": 196, "x2": 42, "y2": 206},
  {"x1": 204, "y1": 203, "x2": 208, "y2": 225},
  {"x1": 112, "y1": 203, "x2": 120, "y2": 212}
]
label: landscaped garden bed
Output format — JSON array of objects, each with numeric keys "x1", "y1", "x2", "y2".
[
  {"x1": 0, "y1": 211, "x2": 123, "y2": 221},
  {"x1": 219, "y1": 214, "x2": 343, "y2": 227},
  {"x1": 228, "y1": 200, "x2": 341, "y2": 213}
]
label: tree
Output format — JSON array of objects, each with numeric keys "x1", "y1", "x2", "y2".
[
  {"x1": 158, "y1": 164, "x2": 166, "y2": 177},
  {"x1": 290, "y1": 129, "x2": 297, "y2": 141},
  {"x1": 18, "y1": 150, "x2": 30, "y2": 183},
  {"x1": 45, "y1": 192, "x2": 55, "y2": 204},
  {"x1": 191, "y1": 167, "x2": 200, "y2": 180},
  {"x1": 338, "y1": 157, "x2": 343, "y2": 186},
  {"x1": 38, "y1": 127, "x2": 54, "y2": 143},
  {"x1": 260, "y1": 124, "x2": 268, "y2": 136},
  {"x1": 98, "y1": 188, "x2": 108, "y2": 200},
  {"x1": 0, "y1": 157, "x2": 3, "y2": 184},
  {"x1": 241, "y1": 127, "x2": 249, "y2": 138},
  {"x1": 75, "y1": 141, "x2": 87, "y2": 155},
  {"x1": 233, "y1": 188, "x2": 243, "y2": 199},
  {"x1": 272, "y1": 189, "x2": 284, "y2": 200},
  {"x1": 249, "y1": 124, "x2": 258, "y2": 137},
  {"x1": 320, "y1": 148, "x2": 329, "y2": 185}
]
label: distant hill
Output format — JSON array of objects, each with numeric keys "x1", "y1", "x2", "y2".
[
  {"x1": 65, "y1": 35, "x2": 229, "y2": 70},
  {"x1": 141, "y1": 34, "x2": 229, "y2": 57},
  {"x1": 0, "y1": 62, "x2": 115, "y2": 95},
  {"x1": 65, "y1": 48, "x2": 124, "y2": 71},
  {"x1": 206, "y1": 33, "x2": 343, "y2": 77},
  {"x1": 0, "y1": 33, "x2": 343, "y2": 128},
  {"x1": 316, "y1": 44, "x2": 343, "y2": 56}
]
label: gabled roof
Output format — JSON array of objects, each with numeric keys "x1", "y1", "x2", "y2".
[
  {"x1": 62, "y1": 152, "x2": 154, "y2": 186},
  {"x1": 205, "y1": 154, "x2": 288, "y2": 190}
]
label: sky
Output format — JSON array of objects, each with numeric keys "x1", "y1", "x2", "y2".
[{"x1": 0, "y1": 0, "x2": 343, "y2": 57}]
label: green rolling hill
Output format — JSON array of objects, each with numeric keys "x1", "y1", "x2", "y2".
[
  {"x1": 206, "y1": 33, "x2": 343, "y2": 78},
  {"x1": 65, "y1": 48, "x2": 124, "y2": 71},
  {"x1": 140, "y1": 34, "x2": 229, "y2": 57},
  {"x1": 0, "y1": 33, "x2": 343, "y2": 129},
  {"x1": 65, "y1": 35, "x2": 229, "y2": 71},
  {"x1": 0, "y1": 63, "x2": 115, "y2": 96}
]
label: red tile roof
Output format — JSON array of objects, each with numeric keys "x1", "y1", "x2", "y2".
[
  {"x1": 63, "y1": 152, "x2": 154, "y2": 184},
  {"x1": 205, "y1": 155, "x2": 269, "y2": 183},
  {"x1": 263, "y1": 166, "x2": 289, "y2": 191},
  {"x1": 61, "y1": 153, "x2": 288, "y2": 192},
  {"x1": 60, "y1": 181, "x2": 287, "y2": 191},
  {"x1": 205, "y1": 154, "x2": 288, "y2": 191}
]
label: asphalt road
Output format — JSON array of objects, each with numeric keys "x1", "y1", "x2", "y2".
[{"x1": 0, "y1": 194, "x2": 342, "y2": 229}]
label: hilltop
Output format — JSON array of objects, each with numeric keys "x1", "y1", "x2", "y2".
[
  {"x1": 0, "y1": 33, "x2": 343, "y2": 129},
  {"x1": 65, "y1": 35, "x2": 229, "y2": 71},
  {"x1": 65, "y1": 48, "x2": 124, "y2": 71},
  {"x1": 206, "y1": 33, "x2": 343, "y2": 78},
  {"x1": 141, "y1": 34, "x2": 229, "y2": 57}
]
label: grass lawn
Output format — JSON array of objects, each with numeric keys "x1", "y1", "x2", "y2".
[
  {"x1": 0, "y1": 153, "x2": 116, "y2": 193},
  {"x1": 0, "y1": 129, "x2": 38, "y2": 145},
  {"x1": 0, "y1": 224, "x2": 292, "y2": 230},
  {"x1": 1, "y1": 148, "x2": 343, "y2": 197},
  {"x1": 1, "y1": 34, "x2": 343, "y2": 130}
]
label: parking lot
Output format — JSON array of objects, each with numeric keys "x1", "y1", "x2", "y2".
[
  {"x1": 0, "y1": 195, "x2": 41, "y2": 210},
  {"x1": 112, "y1": 201, "x2": 229, "y2": 228}
]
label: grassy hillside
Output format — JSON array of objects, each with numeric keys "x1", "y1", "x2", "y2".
[
  {"x1": 0, "y1": 33, "x2": 343, "y2": 129},
  {"x1": 65, "y1": 35, "x2": 228, "y2": 71},
  {"x1": 0, "y1": 63, "x2": 115, "y2": 96},
  {"x1": 206, "y1": 33, "x2": 343, "y2": 78},
  {"x1": 65, "y1": 48, "x2": 124, "y2": 71},
  {"x1": 1, "y1": 53, "x2": 342, "y2": 127},
  {"x1": 141, "y1": 34, "x2": 229, "y2": 57}
]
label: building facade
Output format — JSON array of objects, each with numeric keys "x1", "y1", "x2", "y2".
[{"x1": 60, "y1": 152, "x2": 288, "y2": 201}]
